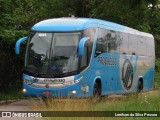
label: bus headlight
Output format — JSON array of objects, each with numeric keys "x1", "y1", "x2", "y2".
[
  {"x1": 72, "y1": 90, "x2": 76, "y2": 94},
  {"x1": 23, "y1": 89, "x2": 26, "y2": 92}
]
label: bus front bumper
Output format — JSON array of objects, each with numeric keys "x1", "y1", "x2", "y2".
[{"x1": 23, "y1": 82, "x2": 83, "y2": 98}]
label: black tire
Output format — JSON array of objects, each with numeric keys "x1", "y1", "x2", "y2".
[
  {"x1": 137, "y1": 81, "x2": 143, "y2": 93},
  {"x1": 93, "y1": 82, "x2": 101, "y2": 96},
  {"x1": 90, "y1": 82, "x2": 101, "y2": 103}
]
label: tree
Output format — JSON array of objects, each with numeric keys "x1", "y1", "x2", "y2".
[{"x1": 0, "y1": 0, "x2": 160, "y2": 92}]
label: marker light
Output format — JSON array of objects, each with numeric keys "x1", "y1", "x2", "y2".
[
  {"x1": 72, "y1": 90, "x2": 76, "y2": 94},
  {"x1": 23, "y1": 89, "x2": 26, "y2": 92}
]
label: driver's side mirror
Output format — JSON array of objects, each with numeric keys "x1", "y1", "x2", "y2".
[
  {"x1": 78, "y1": 37, "x2": 90, "y2": 56},
  {"x1": 15, "y1": 37, "x2": 27, "y2": 55}
]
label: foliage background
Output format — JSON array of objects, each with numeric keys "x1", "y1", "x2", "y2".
[{"x1": 0, "y1": 0, "x2": 160, "y2": 92}]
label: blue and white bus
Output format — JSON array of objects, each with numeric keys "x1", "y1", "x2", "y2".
[{"x1": 15, "y1": 18, "x2": 155, "y2": 98}]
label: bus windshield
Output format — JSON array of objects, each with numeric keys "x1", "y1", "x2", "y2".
[{"x1": 25, "y1": 32, "x2": 81, "y2": 75}]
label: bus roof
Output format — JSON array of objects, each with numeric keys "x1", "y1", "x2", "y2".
[{"x1": 32, "y1": 18, "x2": 153, "y2": 38}]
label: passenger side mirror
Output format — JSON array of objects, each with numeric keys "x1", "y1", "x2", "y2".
[
  {"x1": 78, "y1": 37, "x2": 90, "y2": 56},
  {"x1": 15, "y1": 37, "x2": 27, "y2": 55}
]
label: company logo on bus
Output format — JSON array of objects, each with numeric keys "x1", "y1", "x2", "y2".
[
  {"x1": 44, "y1": 78, "x2": 65, "y2": 83},
  {"x1": 122, "y1": 59, "x2": 133, "y2": 90},
  {"x1": 32, "y1": 77, "x2": 65, "y2": 83}
]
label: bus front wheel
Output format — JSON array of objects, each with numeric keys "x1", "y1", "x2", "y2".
[
  {"x1": 137, "y1": 80, "x2": 143, "y2": 93},
  {"x1": 90, "y1": 82, "x2": 101, "y2": 103}
]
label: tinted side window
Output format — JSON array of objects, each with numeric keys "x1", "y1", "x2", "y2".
[
  {"x1": 81, "y1": 46, "x2": 87, "y2": 67},
  {"x1": 129, "y1": 34, "x2": 138, "y2": 55},
  {"x1": 82, "y1": 28, "x2": 95, "y2": 64},
  {"x1": 146, "y1": 37, "x2": 154, "y2": 56},
  {"x1": 119, "y1": 32, "x2": 128, "y2": 54},
  {"x1": 95, "y1": 28, "x2": 108, "y2": 56},
  {"x1": 95, "y1": 28, "x2": 119, "y2": 56},
  {"x1": 107, "y1": 30, "x2": 119, "y2": 53},
  {"x1": 138, "y1": 36, "x2": 147, "y2": 56}
]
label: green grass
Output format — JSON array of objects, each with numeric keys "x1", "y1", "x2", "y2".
[
  {"x1": 33, "y1": 90, "x2": 160, "y2": 120},
  {"x1": 34, "y1": 91, "x2": 160, "y2": 111},
  {"x1": 155, "y1": 58, "x2": 160, "y2": 88},
  {"x1": 0, "y1": 91, "x2": 25, "y2": 101},
  {"x1": 100, "y1": 92, "x2": 160, "y2": 111},
  {"x1": 154, "y1": 72, "x2": 160, "y2": 88}
]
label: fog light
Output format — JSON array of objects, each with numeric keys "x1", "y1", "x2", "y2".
[
  {"x1": 23, "y1": 89, "x2": 26, "y2": 92},
  {"x1": 72, "y1": 90, "x2": 76, "y2": 94}
]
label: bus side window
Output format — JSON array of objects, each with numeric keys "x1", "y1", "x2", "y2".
[
  {"x1": 95, "y1": 28, "x2": 108, "y2": 56},
  {"x1": 81, "y1": 46, "x2": 88, "y2": 68},
  {"x1": 107, "y1": 31, "x2": 119, "y2": 54},
  {"x1": 146, "y1": 37, "x2": 154, "y2": 56},
  {"x1": 96, "y1": 38, "x2": 107, "y2": 54},
  {"x1": 138, "y1": 36, "x2": 147, "y2": 56},
  {"x1": 81, "y1": 40, "x2": 92, "y2": 69},
  {"x1": 129, "y1": 34, "x2": 138, "y2": 55},
  {"x1": 119, "y1": 32, "x2": 128, "y2": 54}
]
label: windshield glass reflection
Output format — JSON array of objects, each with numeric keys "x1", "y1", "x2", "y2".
[{"x1": 25, "y1": 32, "x2": 81, "y2": 74}]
